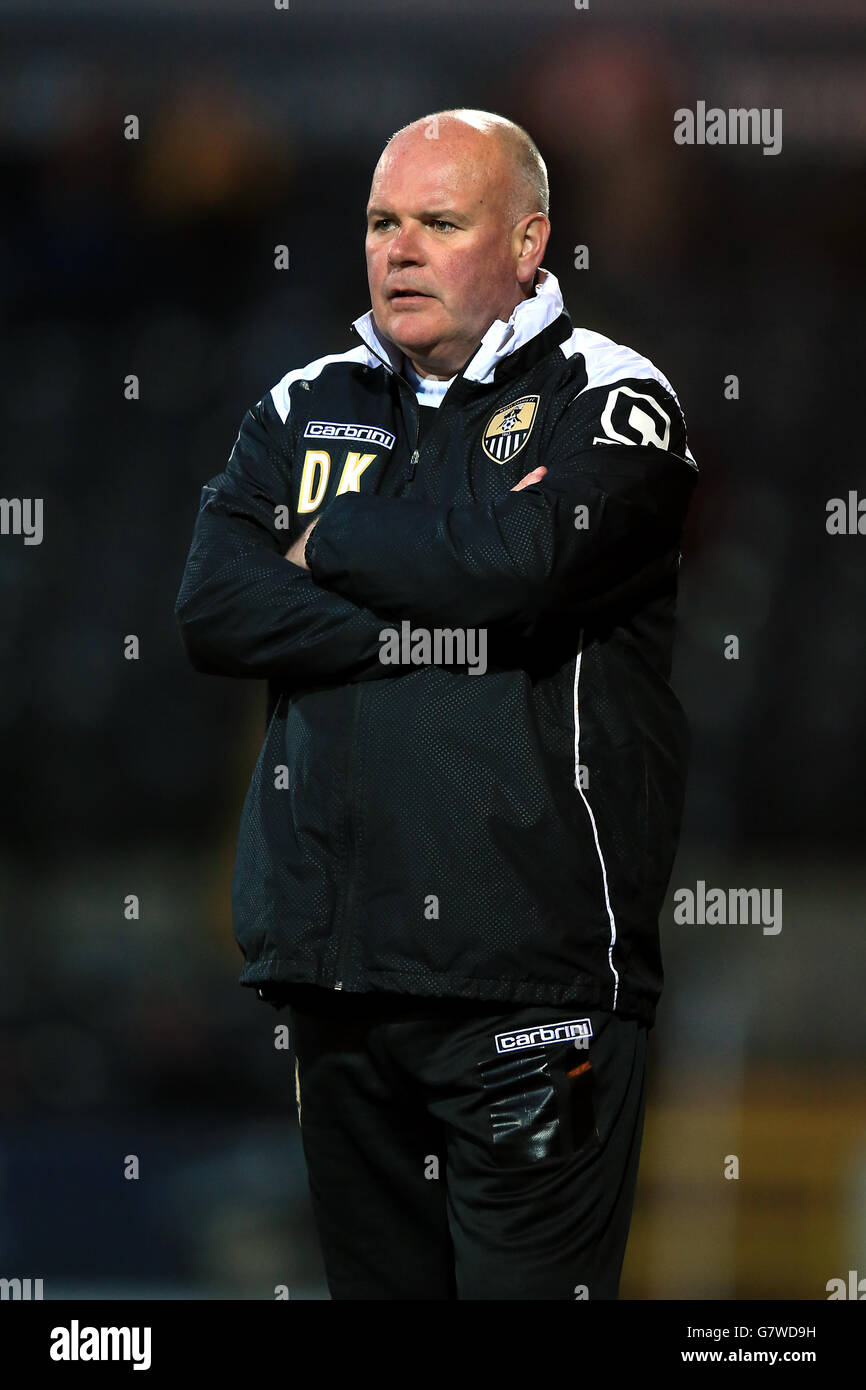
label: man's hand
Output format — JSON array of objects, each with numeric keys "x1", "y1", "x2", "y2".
[
  {"x1": 285, "y1": 518, "x2": 318, "y2": 569},
  {"x1": 286, "y1": 468, "x2": 544, "y2": 570},
  {"x1": 511, "y1": 466, "x2": 547, "y2": 491}
]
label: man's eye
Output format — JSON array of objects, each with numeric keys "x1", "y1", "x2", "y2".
[
  {"x1": 432, "y1": 220, "x2": 455, "y2": 231},
  {"x1": 371, "y1": 218, "x2": 393, "y2": 230}
]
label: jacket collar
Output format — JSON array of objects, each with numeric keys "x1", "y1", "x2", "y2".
[{"x1": 350, "y1": 267, "x2": 566, "y2": 388}]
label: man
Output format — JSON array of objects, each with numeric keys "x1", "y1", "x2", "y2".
[{"x1": 175, "y1": 108, "x2": 698, "y2": 1300}]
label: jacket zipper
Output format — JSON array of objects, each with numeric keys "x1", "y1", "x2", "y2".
[
  {"x1": 324, "y1": 332, "x2": 417, "y2": 989},
  {"x1": 328, "y1": 332, "x2": 421, "y2": 991},
  {"x1": 331, "y1": 326, "x2": 479, "y2": 988},
  {"x1": 348, "y1": 323, "x2": 422, "y2": 489}
]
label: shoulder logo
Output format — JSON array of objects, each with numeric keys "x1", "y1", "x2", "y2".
[
  {"x1": 482, "y1": 394, "x2": 539, "y2": 463},
  {"x1": 592, "y1": 386, "x2": 671, "y2": 450}
]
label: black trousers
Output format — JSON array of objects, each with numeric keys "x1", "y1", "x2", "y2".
[{"x1": 286, "y1": 987, "x2": 649, "y2": 1300}]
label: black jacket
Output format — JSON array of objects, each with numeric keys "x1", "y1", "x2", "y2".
[{"x1": 175, "y1": 269, "x2": 698, "y2": 1025}]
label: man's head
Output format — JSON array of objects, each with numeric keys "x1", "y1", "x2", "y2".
[{"x1": 366, "y1": 109, "x2": 551, "y2": 379}]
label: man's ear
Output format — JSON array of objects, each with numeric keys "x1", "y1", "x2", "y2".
[{"x1": 515, "y1": 212, "x2": 550, "y2": 289}]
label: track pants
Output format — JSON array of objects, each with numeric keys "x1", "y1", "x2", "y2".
[{"x1": 287, "y1": 989, "x2": 649, "y2": 1300}]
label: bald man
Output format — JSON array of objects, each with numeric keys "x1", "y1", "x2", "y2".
[{"x1": 176, "y1": 108, "x2": 698, "y2": 1300}]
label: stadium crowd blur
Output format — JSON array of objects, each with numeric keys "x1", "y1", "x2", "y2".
[{"x1": 1, "y1": 6, "x2": 864, "y2": 1296}]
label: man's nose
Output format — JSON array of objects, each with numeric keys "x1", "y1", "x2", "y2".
[{"x1": 387, "y1": 225, "x2": 423, "y2": 265}]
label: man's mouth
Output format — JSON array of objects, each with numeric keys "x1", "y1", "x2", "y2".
[{"x1": 388, "y1": 288, "x2": 433, "y2": 300}]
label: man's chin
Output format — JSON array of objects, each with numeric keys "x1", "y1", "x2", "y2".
[
  {"x1": 373, "y1": 306, "x2": 463, "y2": 375},
  {"x1": 379, "y1": 303, "x2": 441, "y2": 346}
]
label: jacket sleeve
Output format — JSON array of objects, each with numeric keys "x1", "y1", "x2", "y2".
[
  {"x1": 174, "y1": 396, "x2": 402, "y2": 685},
  {"x1": 305, "y1": 384, "x2": 698, "y2": 630}
]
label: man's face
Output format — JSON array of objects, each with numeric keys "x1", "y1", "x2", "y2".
[{"x1": 365, "y1": 128, "x2": 532, "y2": 378}]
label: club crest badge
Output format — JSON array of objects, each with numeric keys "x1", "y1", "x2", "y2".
[{"x1": 482, "y1": 394, "x2": 540, "y2": 463}]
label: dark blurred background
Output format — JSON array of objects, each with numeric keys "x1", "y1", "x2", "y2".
[{"x1": 1, "y1": 0, "x2": 864, "y2": 1299}]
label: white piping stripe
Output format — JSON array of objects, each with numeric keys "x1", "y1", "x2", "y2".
[
  {"x1": 572, "y1": 628, "x2": 620, "y2": 1010},
  {"x1": 270, "y1": 345, "x2": 372, "y2": 424},
  {"x1": 560, "y1": 326, "x2": 678, "y2": 399}
]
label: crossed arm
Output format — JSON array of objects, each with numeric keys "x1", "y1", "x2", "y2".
[
  {"x1": 175, "y1": 401, "x2": 413, "y2": 687},
  {"x1": 175, "y1": 397, "x2": 549, "y2": 687},
  {"x1": 301, "y1": 441, "x2": 696, "y2": 631},
  {"x1": 283, "y1": 463, "x2": 547, "y2": 568},
  {"x1": 176, "y1": 392, "x2": 695, "y2": 687}
]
